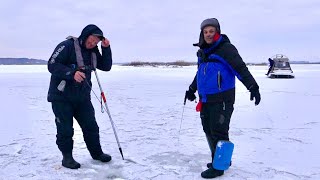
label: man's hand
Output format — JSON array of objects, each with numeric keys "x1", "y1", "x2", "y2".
[
  {"x1": 101, "y1": 38, "x2": 110, "y2": 47},
  {"x1": 74, "y1": 71, "x2": 86, "y2": 83},
  {"x1": 185, "y1": 89, "x2": 196, "y2": 102},
  {"x1": 249, "y1": 84, "x2": 261, "y2": 105}
]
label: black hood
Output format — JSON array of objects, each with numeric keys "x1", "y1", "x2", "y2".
[
  {"x1": 78, "y1": 24, "x2": 104, "y2": 47},
  {"x1": 220, "y1": 34, "x2": 230, "y2": 44}
]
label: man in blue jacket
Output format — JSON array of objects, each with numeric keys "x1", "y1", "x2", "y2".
[
  {"x1": 47, "y1": 24, "x2": 112, "y2": 169},
  {"x1": 185, "y1": 18, "x2": 261, "y2": 178}
]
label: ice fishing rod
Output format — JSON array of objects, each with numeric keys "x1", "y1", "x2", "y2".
[
  {"x1": 178, "y1": 93, "x2": 197, "y2": 143},
  {"x1": 82, "y1": 69, "x2": 124, "y2": 160},
  {"x1": 177, "y1": 92, "x2": 187, "y2": 143},
  {"x1": 93, "y1": 70, "x2": 124, "y2": 160}
]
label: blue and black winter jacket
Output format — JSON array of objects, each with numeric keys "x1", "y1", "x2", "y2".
[
  {"x1": 190, "y1": 34, "x2": 257, "y2": 103},
  {"x1": 47, "y1": 25, "x2": 112, "y2": 102}
]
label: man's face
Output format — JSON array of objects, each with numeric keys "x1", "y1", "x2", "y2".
[
  {"x1": 203, "y1": 26, "x2": 217, "y2": 44},
  {"x1": 85, "y1": 35, "x2": 101, "y2": 49}
]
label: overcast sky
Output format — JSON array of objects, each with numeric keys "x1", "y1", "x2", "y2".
[{"x1": 0, "y1": 0, "x2": 319, "y2": 63}]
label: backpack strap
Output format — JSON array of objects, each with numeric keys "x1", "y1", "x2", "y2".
[{"x1": 66, "y1": 36, "x2": 97, "y2": 70}]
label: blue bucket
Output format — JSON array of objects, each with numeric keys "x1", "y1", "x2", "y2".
[{"x1": 213, "y1": 140, "x2": 234, "y2": 170}]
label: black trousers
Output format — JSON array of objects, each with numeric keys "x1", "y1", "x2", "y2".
[
  {"x1": 200, "y1": 102, "x2": 234, "y2": 160},
  {"x1": 51, "y1": 100, "x2": 103, "y2": 158}
]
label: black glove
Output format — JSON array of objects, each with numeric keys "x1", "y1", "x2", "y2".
[
  {"x1": 185, "y1": 89, "x2": 196, "y2": 102},
  {"x1": 249, "y1": 84, "x2": 261, "y2": 105}
]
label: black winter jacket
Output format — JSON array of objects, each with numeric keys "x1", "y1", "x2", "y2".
[{"x1": 47, "y1": 25, "x2": 112, "y2": 102}]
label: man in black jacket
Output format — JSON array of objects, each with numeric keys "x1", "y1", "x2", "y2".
[
  {"x1": 47, "y1": 24, "x2": 112, "y2": 169},
  {"x1": 185, "y1": 18, "x2": 261, "y2": 178},
  {"x1": 266, "y1": 58, "x2": 275, "y2": 75}
]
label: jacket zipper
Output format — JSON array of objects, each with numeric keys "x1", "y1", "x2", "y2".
[
  {"x1": 218, "y1": 71, "x2": 221, "y2": 90},
  {"x1": 204, "y1": 63, "x2": 208, "y2": 75}
]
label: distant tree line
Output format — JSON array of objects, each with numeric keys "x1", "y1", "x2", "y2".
[
  {"x1": 0, "y1": 58, "x2": 47, "y2": 65},
  {"x1": 123, "y1": 61, "x2": 273, "y2": 67},
  {"x1": 122, "y1": 60, "x2": 197, "y2": 67},
  {"x1": 122, "y1": 60, "x2": 320, "y2": 67}
]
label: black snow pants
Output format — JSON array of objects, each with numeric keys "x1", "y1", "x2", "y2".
[
  {"x1": 51, "y1": 100, "x2": 103, "y2": 158},
  {"x1": 200, "y1": 102, "x2": 234, "y2": 161}
]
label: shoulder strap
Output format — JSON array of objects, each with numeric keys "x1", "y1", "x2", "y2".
[
  {"x1": 66, "y1": 36, "x2": 97, "y2": 69},
  {"x1": 91, "y1": 52, "x2": 97, "y2": 70},
  {"x1": 66, "y1": 36, "x2": 84, "y2": 68}
]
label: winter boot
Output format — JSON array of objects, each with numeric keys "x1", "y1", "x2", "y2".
[
  {"x1": 62, "y1": 153, "x2": 81, "y2": 169},
  {"x1": 207, "y1": 152, "x2": 215, "y2": 168},
  {"x1": 207, "y1": 162, "x2": 212, "y2": 168},
  {"x1": 92, "y1": 153, "x2": 112, "y2": 162},
  {"x1": 201, "y1": 168, "x2": 224, "y2": 179},
  {"x1": 207, "y1": 161, "x2": 232, "y2": 168}
]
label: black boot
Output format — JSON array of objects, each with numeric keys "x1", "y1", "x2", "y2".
[
  {"x1": 201, "y1": 168, "x2": 224, "y2": 179},
  {"x1": 206, "y1": 152, "x2": 215, "y2": 168},
  {"x1": 205, "y1": 135, "x2": 216, "y2": 168},
  {"x1": 92, "y1": 153, "x2": 112, "y2": 162},
  {"x1": 207, "y1": 161, "x2": 232, "y2": 168},
  {"x1": 62, "y1": 153, "x2": 81, "y2": 169}
]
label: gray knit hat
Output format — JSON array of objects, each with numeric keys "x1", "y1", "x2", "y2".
[{"x1": 200, "y1": 18, "x2": 220, "y2": 33}]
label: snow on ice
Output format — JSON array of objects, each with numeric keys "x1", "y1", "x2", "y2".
[{"x1": 0, "y1": 64, "x2": 319, "y2": 180}]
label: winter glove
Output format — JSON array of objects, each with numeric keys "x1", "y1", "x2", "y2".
[
  {"x1": 185, "y1": 88, "x2": 196, "y2": 102},
  {"x1": 249, "y1": 84, "x2": 261, "y2": 105}
]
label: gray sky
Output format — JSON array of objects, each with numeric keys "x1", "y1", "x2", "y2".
[{"x1": 0, "y1": 0, "x2": 319, "y2": 63}]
